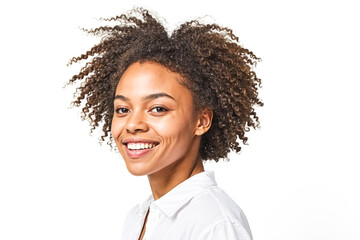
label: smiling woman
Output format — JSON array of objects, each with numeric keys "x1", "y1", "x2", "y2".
[
  {"x1": 67, "y1": 8, "x2": 262, "y2": 240},
  {"x1": 111, "y1": 62, "x2": 208, "y2": 180}
]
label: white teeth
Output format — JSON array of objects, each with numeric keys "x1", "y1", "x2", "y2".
[{"x1": 127, "y1": 143, "x2": 157, "y2": 150}]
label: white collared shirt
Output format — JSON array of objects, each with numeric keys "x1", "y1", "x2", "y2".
[{"x1": 121, "y1": 171, "x2": 252, "y2": 240}]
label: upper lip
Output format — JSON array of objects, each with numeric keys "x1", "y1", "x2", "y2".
[{"x1": 122, "y1": 138, "x2": 160, "y2": 145}]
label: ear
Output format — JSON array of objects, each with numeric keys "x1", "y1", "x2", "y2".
[{"x1": 194, "y1": 108, "x2": 213, "y2": 136}]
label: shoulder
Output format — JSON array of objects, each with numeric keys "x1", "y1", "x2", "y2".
[
  {"x1": 192, "y1": 185, "x2": 249, "y2": 223},
  {"x1": 198, "y1": 220, "x2": 253, "y2": 240},
  {"x1": 182, "y1": 185, "x2": 252, "y2": 239}
]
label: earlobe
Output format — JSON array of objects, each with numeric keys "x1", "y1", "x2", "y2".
[
  {"x1": 194, "y1": 108, "x2": 213, "y2": 136},
  {"x1": 195, "y1": 129, "x2": 204, "y2": 135}
]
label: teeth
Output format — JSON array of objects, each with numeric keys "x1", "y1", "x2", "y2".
[{"x1": 127, "y1": 143, "x2": 157, "y2": 150}]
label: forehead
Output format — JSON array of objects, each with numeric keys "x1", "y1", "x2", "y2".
[{"x1": 115, "y1": 61, "x2": 191, "y2": 99}]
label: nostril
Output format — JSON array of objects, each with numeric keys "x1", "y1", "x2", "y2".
[{"x1": 126, "y1": 128, "x2": 146, "y2": 133}]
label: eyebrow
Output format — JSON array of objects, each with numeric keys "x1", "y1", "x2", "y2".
[{"x1": 114, "y1": 92, "x2": 176, "y2": 102}]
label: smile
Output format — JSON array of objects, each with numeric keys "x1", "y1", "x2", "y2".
[
  {"x1": 122, "y1": 139, "x2": 160, "y2": 159},
  {"x1": 126, "y1": 142, "x2": 158, "y2": 150}
]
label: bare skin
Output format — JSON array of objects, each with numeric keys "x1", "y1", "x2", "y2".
[{"x1": 148, "y1": 154, "x2": 204, "y2": 200}]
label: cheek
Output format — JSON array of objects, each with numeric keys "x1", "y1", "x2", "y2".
[
  {"x1": 111, "y1": 117, "x2": 124, "y2": 139},
  {"x1": 153, "y1": 114, "x2": 196, "y2": 151},
  {"x1": 154, "y1": 113, "x2": 192, "y2": 135}
]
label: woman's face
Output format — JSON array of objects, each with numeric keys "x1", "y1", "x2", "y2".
[{"x1": 111, "y1": 61, "x2": 201, "y2": 176}]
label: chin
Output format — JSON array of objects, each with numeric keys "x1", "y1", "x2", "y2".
[
  {"x1": 127, "y1": 168, "x2": 148, "y2": 176},
  {"x1": 124, "y1": 161, "x2": 151, "y2": 176}
]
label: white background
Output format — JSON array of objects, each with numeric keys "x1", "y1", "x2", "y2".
[{"x1": 1, "y1": 0, "x2": 359, "y2": 239}]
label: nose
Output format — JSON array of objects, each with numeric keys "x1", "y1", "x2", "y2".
[{"x1": 126, "y1": 109, "x2": 149, "y2": 134}]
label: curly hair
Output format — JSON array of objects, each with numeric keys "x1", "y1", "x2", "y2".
[{"x1": 67, "y1": 8, "x2": 263, "y2": 162}]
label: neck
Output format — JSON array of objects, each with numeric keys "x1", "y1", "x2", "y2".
[{"x1": 147, "y1": 154, "x2": 204, "y2": 200}]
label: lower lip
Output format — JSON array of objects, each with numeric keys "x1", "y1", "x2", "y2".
[{"x1": 124, "y1": 145, "x2": 157, "y2": 159}]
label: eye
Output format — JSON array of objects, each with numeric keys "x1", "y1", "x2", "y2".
[
  {"x1": 115, "y1": 107, "x2": 130, "y2": 114},
  {"x1": 150, "y1": 106, "x2": 168, "y2": 113}
]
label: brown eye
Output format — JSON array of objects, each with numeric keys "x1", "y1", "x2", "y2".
[
  {"x1": 115, "y1": 107, "x2": 130, "y2": 114},
  {"x1": 150, "y1": 106, "x2": 168, "y2": 113}
]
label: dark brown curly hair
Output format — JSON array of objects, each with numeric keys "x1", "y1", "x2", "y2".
[{"x1": 67, "y1": 8, "x2": 263, "y2": 162}]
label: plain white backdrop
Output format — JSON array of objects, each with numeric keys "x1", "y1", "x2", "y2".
[{"x1": 1, "y1": 0, "x2": 359, "y2": 239}]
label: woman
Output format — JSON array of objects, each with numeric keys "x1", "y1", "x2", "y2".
[{"x1": 68, "y1": 8, "x2": 262, "y2": 240}]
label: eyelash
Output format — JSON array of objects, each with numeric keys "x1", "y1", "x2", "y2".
[
  {"x1": 115, "y1": 107, "x2": 129, "y2": 114},
  {"x1": 114, "y1": 106, "x2": 168, "y2": 115},
  {"x1": 150, "y1": 106, "x2": 168, "y2": 113}
]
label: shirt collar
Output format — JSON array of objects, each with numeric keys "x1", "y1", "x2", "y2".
[{"x1": 137, "y1": 170, "x2": 217, "y2": 218}]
